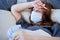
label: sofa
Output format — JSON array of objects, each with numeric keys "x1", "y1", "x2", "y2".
[
  {"x1": 0, "y1": 0, "x2": 28, "y2": 40},
  {"x1": 0, "y1": 0, "x2": 60, "y2": 40}
]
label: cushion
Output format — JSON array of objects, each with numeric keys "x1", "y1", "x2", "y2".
[
  {"x1": 17, "y1": 0, "x2": 27, "y2": 3},
  {"x1": 27, "y1": 0, "x2": 34, "y2": 2},
  {"x1": 17, "y1": 0, "x2": 34, "y2": 3},
  {"x1": 51, "y1": 9, "x2": 60, "y2": 23},
  {"x1": 21, "y1": 9, "x2": 31, "y2": 23},
  {"x1": 44, "y1": 0, "x2": 60, "y2": 9},
  {"x1": 0, "y1": 10, "x2": 16, "y2": 40}
]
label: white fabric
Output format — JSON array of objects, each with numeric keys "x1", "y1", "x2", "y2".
[
  {"x1": 7, "y1": 25, "x2": 22, "y2": 40},
  {"x1": 31, "y1": 11, "x2": 42, "y2": 23},
  {"x1": 51, "y1": 9, "x2": 60, "y2": 23},
  {"x1": 17, "y1": 0, "x2": 27, "y2": 3},
  {"x1": 0, "y1": 10, "x2": 16, "y2": 40},
  {"x1": 21, "y1": 9, "x2": 31, "y2": 23}
]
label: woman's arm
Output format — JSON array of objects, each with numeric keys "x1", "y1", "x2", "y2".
[
  {"x1": 23, "y1": 35, "x2": 60, "y2": 40},
  {"x1": 13, "y1": 30, "x2": 60, "y2": 40},
  {"x1": 11, "y1": 2, "x2": 34, "y2": 22},
  {"x1": 11, "y1": 0, "x2": 46, "y2": 22}
]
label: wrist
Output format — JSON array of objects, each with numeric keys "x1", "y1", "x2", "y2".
[{"x1": 29, "y1": 1, "x2": 35, "y2": 8}]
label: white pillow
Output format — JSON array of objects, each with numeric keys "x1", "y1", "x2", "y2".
[
  {"x1": 21, "y1": 9, "x2": 31, "y2": 23},
  {"x1": 0, "y1": 10, "x2": 16, "y2": 40},
  {"x1": 51, "y1": 9, "x2": 60, "y2": 23}
]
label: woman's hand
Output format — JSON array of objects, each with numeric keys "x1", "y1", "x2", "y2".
[
  {"x1": 13, "y1": 33, "x2": 60, "y2": 40},
  {"x1": 13, "y1": 29, "x2": 60, "y2": 40},
  {"x1": 13, "y1": 31, "x2": 24, "y2": 40},
  {"x1": 33, "y1": 0, "x2": 46, "y2": 12}
]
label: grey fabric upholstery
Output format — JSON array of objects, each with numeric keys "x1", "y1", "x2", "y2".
[
  {"x1": 0, "y1": 0, "x2": 17, "y2": 10},
  {"x1": 44, "y1": 0, "x2": 60, "y2": 9},
  {"x1": 27, "y1": 0, "x2": 34, "y2": 2},
  {"x1": 0, "y1": 10, "x2": 16, "y2": 40}
]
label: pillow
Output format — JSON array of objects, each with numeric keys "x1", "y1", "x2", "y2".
[
  {"x1": 21, "y1": 9, "x2": 31, "y2": 23},
  {"x1": 0, "y1": 10, "x2": 16, "y2": 40},
  {"x1": 17, "y1": 0, "x2": 34, "y2": 3},
  {"x1": 44, "y1": 0, "x2": 60, "y2": 9},
  {"x1": 51, "y1": 9, "x2": 60, "y2": 23}
]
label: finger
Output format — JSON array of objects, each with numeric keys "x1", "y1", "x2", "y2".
[
  {"x1": 35, "y1": 1, "x2": 46, "y2": 8},
  {"x1": 42, "y1": 4, "x2": 45, "y2": 7},
  {"x1": 36, "y1": 1, "x2": 44, "y2": 6},
  {"x1": 34, "y1": 7, "x2": 41, "y2": 12},
  {"x1": 36, "y1": 3, "x2": 46, "y2": 9},
  {"x1": 13, "y1": 34, "x2": 20, "y2": 40},
  {"x1": 35, "y1": 5, "x2": 43, "y2": 9},
  {"x1": 36, "y1": 3, "x2": 43, "y2": 8},
  {"x1": 15, "y1": 36, "x2": 20, "y2": 40},
  {"x1": 33, "y1": 1, "x2": 44, "y2": 8}
]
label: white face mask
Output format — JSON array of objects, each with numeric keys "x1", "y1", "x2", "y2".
[{"x1": 31, "y1": 11, "x2": 43, "y2": 23}]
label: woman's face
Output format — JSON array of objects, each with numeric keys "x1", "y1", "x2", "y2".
[
  {"x1": 30, "y1": 7, "x2": 49, "y2": 24},
  {"x1": 33, "y1": 5, "x2": 48, "y2": 14},
  {"x1": 30, "y1": 11, "x2": 43, "y2": 23}
]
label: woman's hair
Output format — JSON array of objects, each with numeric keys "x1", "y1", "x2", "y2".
[{"x1": 30, "y1": 2, "x2": 55, "y2": 26}]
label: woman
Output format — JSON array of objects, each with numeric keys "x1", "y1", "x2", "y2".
[
  {"x1": 30, "y1": 1, "x2": 54, "y2": 26},
  {"x1": 7, "y1": 0, "x2": 60, "y2": 40}
]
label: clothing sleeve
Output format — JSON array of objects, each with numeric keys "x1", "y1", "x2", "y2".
[
  {"x1": 27, "y1": 25, "x2": 52, "y2": 35},
  {"x1": 7, "y1": 25, "x2": 22, "y2": 40},
  {"x1": 16, "y1": 18, "x2": 30, "y2": 28},
  {"x1": 51, "y1": 23, "x2": 60, "y2": 37}
]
